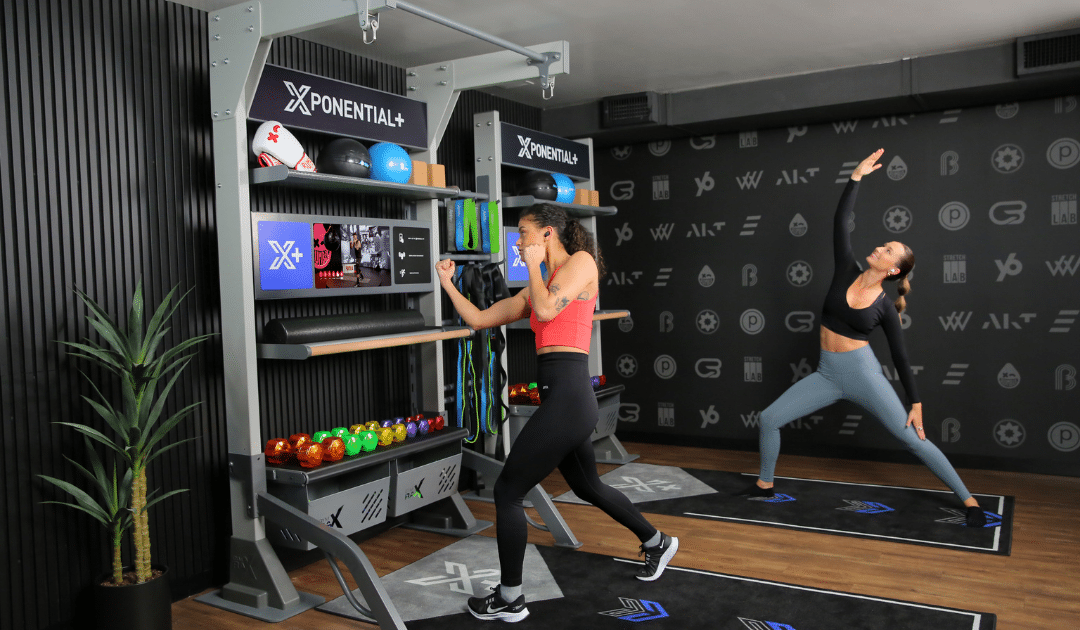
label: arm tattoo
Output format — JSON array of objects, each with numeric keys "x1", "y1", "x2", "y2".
[
  {"x1": 554, "y1": 297, "x2": 571, "y2": 313},
  {"x1": 549, "y1": 283, "x2": 561, "y2": 295},
  {"x1": 576, "y1": 291, "x2": 590, "y2": 301}
]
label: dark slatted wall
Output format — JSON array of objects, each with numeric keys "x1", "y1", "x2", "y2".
[{"x1": 0, "y1": 1, "x2": 541, "y2": 629}]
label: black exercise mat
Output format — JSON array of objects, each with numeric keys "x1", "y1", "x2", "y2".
[
  {"x1": 404, "y1": 539, "x2": 996, "y2": 629},
  {"x1": 630, "y1": 467, "x2": 1012, "y2": 555}
]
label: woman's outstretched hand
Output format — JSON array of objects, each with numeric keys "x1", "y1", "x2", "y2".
[
  {"x1": 435, "y1": 258, "x2": 456, "y2": 285},
  {"x1": 851, "y1": 149, "x2": 885, "y2": 181}
]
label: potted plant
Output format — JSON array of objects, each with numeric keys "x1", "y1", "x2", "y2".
[{"x1": 40, "y1": 282, "x2": 214, "y2": 630}]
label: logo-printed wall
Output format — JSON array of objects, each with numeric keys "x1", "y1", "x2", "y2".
[{"x1": 597, "y1": 96, "x2": 1079, "y2": 474}]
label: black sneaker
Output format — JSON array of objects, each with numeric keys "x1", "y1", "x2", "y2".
[
  {"x1": 966, "y1": 506, "x2": 986, "y2": 528},
  {"x1": 467, "y1": 586, "x2": 529, "y2": 623},
  {"x1": 636, "y1": 533, "x2": 679, "y2": 581},
  {"x1": 734, "y1": 482, "x2": 775, "y2": 498}
]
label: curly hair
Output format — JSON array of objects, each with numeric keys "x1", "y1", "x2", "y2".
[{"x1": 519, "y1": 204, "x2": 606, "y2": 278}]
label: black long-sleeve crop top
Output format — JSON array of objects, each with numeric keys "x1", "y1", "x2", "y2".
[{"x1": 820, "y1": 179, "x2": 920, "y2": 405}]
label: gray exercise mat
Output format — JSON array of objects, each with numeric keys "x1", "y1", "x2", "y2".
[
  {"x1": 318, "y1": 535, "x2": 563, "y2": 622},
  {"x1": 554, "y1": 463, "x2": 719, "y2": 505}
]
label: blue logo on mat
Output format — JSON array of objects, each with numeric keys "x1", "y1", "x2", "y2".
[
  {"x1": 739, "y1": 618, "x2": 799, "y2": 630},
  {"x1": 837, "y1": 500, "x2": 895, "y2": 514},
  {"x1": 259, "y1": 220, "x2": 313, "y2": 291},
  {"x1": 599, "y1": 598, "x2": 669, "y2": 622},
  {"x1": 749, "y1": 493, "x2": 796, "y2": 504}
]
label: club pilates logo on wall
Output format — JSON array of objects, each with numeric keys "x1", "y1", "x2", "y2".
[
  {"x1": 939, "y1": 202, "x2": 970, "y2": 230},
  {"x1": 789, "y1": 213, "x2": 808, "y2": 236},
  {"x1": 996, "y1": 102, "x2": 1020, "y2": 119},
  {"x1": 619, "y1": 403, "x2": 641, "y2": 423},
  {"x1": 886, "y1": 155, "x2": 908, "y2": 180},
  {"x1": 785, "y1": 311, "x2": 815, "y2": 332},
  {"x1": 695, "y1": 359, "x2": 722, "y2": 379},
  {"x1": 992, "y1": 144, "x2": 1024, "y2": 173},
  {"x1": 609, "y1": 180, "x2": 635, "y2": 201},
  {"x1": 997, "y1": 363, "x2": 1021, "y2": 389},
  {"x1": 883, "y1": 205, "x2": 912, "y2": 233},
  {"x1": 249, "y1": 64, "x2": 427, "y2": 147}
]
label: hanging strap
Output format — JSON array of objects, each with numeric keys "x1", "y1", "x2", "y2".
[
  {"x1": 454, "y1": 199, "x2": 466, "y2": 252},
  {"x1": 462, "y1": 199, "x2": 480, "y2": 252}
]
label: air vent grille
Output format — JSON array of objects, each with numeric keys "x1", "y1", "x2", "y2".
[
  {"x1": 602, "y1": 92, "x2": 661, "y2": 128},
  {"x1": 1017, "y1": 29, "x2": 1080, "y2": 75}
]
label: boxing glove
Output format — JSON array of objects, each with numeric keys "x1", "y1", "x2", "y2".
[{"x1": 251, "y1": 121, "x2": 316, "y2": 172}]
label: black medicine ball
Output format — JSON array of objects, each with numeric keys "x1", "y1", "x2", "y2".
[
  {"x1": 516, "y1": 170, "x2": 558, "y2": 201},
  {"x1": 317, "y1": 138, "x2": 372, "y2": 178}
]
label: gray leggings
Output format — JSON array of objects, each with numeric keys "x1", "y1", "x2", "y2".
[{"x1": 758, "y1": 346, "x2": 972, "y2": 501}]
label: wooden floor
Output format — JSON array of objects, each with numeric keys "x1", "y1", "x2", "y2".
[{"x1": 174, "y1": 443, "x2": 1080, "y2": 629}]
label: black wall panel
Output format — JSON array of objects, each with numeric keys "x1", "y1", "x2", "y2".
[
  {"x1": 0, "y1": 2, "x2": 542, "y2": 629},
  {"x1": 595, "y1": 101, "x2": 1080, "y2": 476}
]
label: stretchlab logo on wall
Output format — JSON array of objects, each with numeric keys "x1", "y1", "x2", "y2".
[
  {"x1": 943, "y1": 255, "x2": 967, "y2": 284},
  {"x1": 1051, "y1": 194, "x2": 1077, "y2": 225}
]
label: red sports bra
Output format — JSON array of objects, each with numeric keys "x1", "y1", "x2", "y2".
[{"x1": 528, "y1": 265, "x2": 596, "y2": 352}]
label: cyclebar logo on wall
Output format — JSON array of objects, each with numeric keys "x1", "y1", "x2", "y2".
[
  {"x1": 249, "y1": 64, "x2": 427, "y2": 148},
  {"x1": 500, "y1": 121, "x2": 590, "y2": 179}
]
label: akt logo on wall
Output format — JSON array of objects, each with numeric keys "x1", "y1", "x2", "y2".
[
  {"x1": 883, "y1": 205, "x2": 912, "y2": 233},
  {"x1": 686, "y1": 221, "x2": 724, "y2": 237},
  {"x1": 992, "y1": 144, "x2": 1024, "y2": 173},
  {"x1": 997, "y1": 363, "x2": 1021, "y2": 389},
  {"x1": 943, "y1": 255, "x2": 966, "y2": 284},
  {"x1": 787, "y1": 261, "x2": 812, "y2": 286},
  {"x1": 775, "y1": 167, "x2": 819, "y2": 185},
  {"x1": 1052, "y1": 194, "x2": 1077, "y2": 225},
  {"x1": 982, "y1": 312, "x2": 1036, "y2": 330}
]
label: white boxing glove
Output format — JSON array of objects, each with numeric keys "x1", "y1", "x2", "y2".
[{"x1": 252, "y1": 121, "x2": 316, "y2": 172}]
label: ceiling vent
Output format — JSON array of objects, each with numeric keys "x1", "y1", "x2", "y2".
[
  {"x1": 1016, "y1": 28, "x2": 1080, "y2": 76},
  {"x1": 601, "y1": 92, "x2": 664, "y2": 128}
]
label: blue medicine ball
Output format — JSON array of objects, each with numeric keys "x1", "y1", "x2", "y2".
[
  {"x1": 551, "y1": 173, "x2": 576, "y2": 204},
  {"x1": 368, "y1": 142, "x2": 412, "y2": 184},
  {"x1": 516, "y1": 170, "x2": 558, "y2": 200}
]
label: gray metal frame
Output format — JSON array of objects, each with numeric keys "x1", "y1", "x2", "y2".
[{"x1": 201, "y1": 1, "x2": 571, "y2": 626}]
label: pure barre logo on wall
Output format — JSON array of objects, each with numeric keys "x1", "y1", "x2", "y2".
[{"x1": 250, "y1": 64, "x2": 427, "y2": 148}]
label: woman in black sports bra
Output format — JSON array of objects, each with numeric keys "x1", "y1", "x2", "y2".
[{"x1": 741, "y1": 149, "x2": 985, "y2": 527}]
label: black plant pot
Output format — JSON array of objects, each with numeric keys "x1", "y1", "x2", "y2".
[{"x1": 92, "y1": 565, "x2": 172, "y2": 630}]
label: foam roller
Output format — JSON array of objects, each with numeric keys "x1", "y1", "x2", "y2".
[{"x1": 263, "y1": 310, "x2": 427, "y2": 344}]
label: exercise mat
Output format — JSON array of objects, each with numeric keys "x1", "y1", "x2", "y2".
[
  {"x1": 263, "y1": 309, "x2": 426, "y2": 344},
  {"x1": 325, "y1": 535, "x2": 996, "y2": 629},
  {"x1": 555, "y1": 464, "x2": 1012, "y2": 555}
]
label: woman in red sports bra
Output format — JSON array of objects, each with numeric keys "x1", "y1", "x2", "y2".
[{"x1": 436, "y1": 204, "x2": 679, "y2": 623}]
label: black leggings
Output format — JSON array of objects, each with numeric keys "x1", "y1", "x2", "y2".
[{"x1": 493, "y1": 352, "x2": 657, "y2": 586}]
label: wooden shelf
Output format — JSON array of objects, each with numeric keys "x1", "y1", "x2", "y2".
[
  {"x1": 501, "y1": 195, "x2": 617, "y2": 217},
  {"x1": 258, "y1": 326, "x2": 472, "y2": 360},
  {"x1": 252, "y1": 165, "x2": 484, "y2": 201}
]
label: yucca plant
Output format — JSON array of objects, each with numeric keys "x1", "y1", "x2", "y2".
[
  {"x1": 55, "y1": 282, "x2": 215, "y2": 584},
  {"x1": 39, "y1": 437, "x2": 134, "y2": 585}
]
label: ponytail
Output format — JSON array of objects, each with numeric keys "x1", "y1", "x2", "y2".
[
  {"x1": 884, "y1": 243, "x2": 915, "y2": 313},
  {"x1": 520, "y1": 204, "x2": 606, "y2": 278}
]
